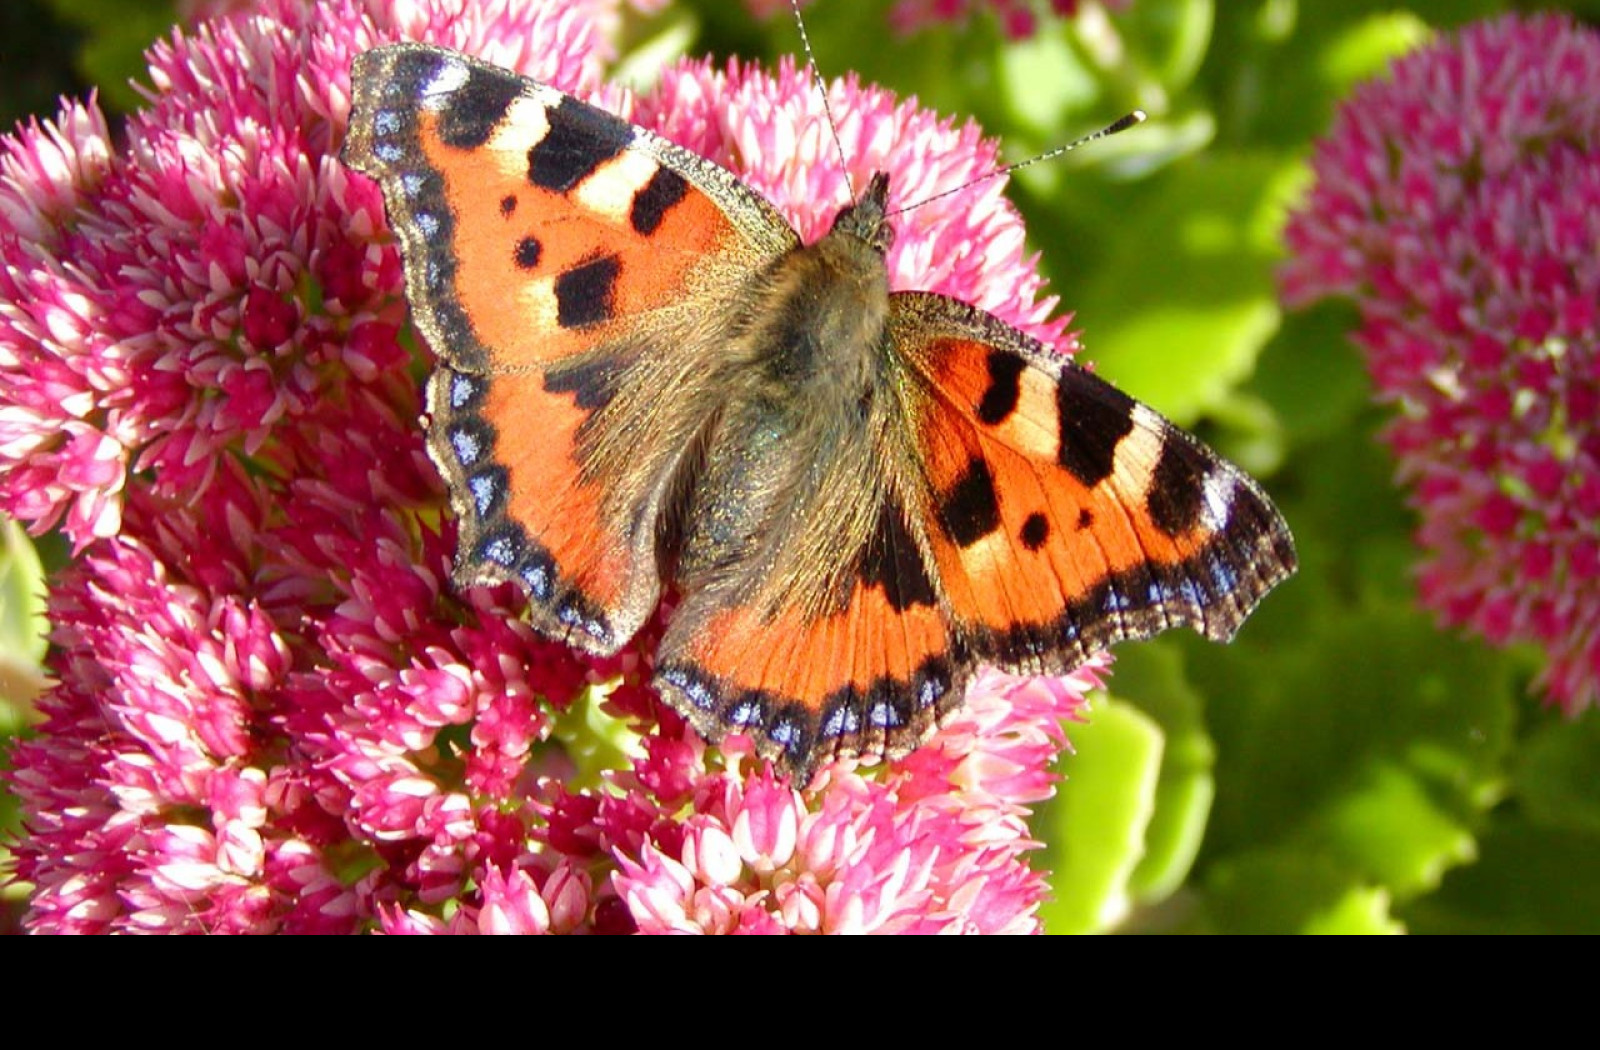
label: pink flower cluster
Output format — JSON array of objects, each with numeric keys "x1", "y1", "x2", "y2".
[
  {"x1": 2, "y1": 0, "x2": 1092, "y2": 933},
  {"x1": 1283, "y1": 14, "x2": 1600, "y2": 711}
]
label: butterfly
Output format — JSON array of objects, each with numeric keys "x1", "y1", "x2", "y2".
[{"x1": 340, "y1": 42, "x2": 1296, "y2": 785}]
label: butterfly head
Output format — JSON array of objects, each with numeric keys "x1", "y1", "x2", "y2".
[{"x1": 829, "y1": 172, "x2": 895, "y2": 256}]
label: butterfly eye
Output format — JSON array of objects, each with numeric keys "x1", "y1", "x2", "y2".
[{"x1": 867, "y1": 219, "x2": 894, "y2": 255}]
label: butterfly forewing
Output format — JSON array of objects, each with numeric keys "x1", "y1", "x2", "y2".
[
  {"x1": 343, "y1": 44, "x2": 797, "y2": 655},
  {"x1": 890, "y1": 291, "x2": 1297, "y2": 669}
]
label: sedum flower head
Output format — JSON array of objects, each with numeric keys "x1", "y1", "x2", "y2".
[
  {"x1": 3, "y1": 0, "x2": 1093, "y2": 934},
  {"x1": 1283, "y1": 14, "x2": 1600, "y2": 711}
]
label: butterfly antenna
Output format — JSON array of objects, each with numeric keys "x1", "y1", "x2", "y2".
[
  {"x1": 887, "y1": 110, "x2": 1147, "y2": 218},
  {"x1": 790, "y1": 0, "x2": 856, "y2": 201}
]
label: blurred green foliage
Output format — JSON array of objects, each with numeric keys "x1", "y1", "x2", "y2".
[
  {"x1": 13, "y1": 0, "x2": 177, "y2": 119},
  {"x1": 2, "y1": 0, "x2": 1596, "y2": 932},
  {"x1": 0, "y1": 516, "x2": 47, "y2": 735}
]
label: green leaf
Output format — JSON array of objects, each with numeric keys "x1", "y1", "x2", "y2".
[
  {"x1": 1039, "y1": 696, "x2": 1164, "y2": 934},
  {"x1": 1312, "y1": 761, "x2": 1478, "y2": 896},
  {"x1": 1251, "y1": 301, "x2": 1373, "y2": 446},
  {"x1": 1302, "y1": 882, "x2": 1405, "y2": 935},
  {"x1": 609, "y1": 6, "x2": 703, "y2": 93},
  {"x1": 1196, "y1": 604, "x2": 1514, "y2": 898},
  {"x1": 1257, "y1": 410, "x2": 1417, "y2": 611},
  {"x1": 0, "y1": 516, "x2": 46, "y2": 663},
  {"x1": 1518, "y1": 712, "x2": 1600, "y2": 837},
  {"x1": 0, "y1": 742, "x2": 25, "y2": 934},
  {"x1": 1112, "y1": 0, "x2": 1215, "y2": 93},
  {"x1": 1203, "y1": 851, "x2": 1403, "y2": 934},
  {"x1": 1099, "y1": 645, "x2": 1215, "y2": 905},
  {"x1": 1316, "y1": 12, "x2": 1434, "y2": 94},
  {"x1": 1199, "y1": 3, "x2": 1494, "y2": 150},
  {"x1": 1405, "y1": 816, "x2": 1600, "y2": 935},
  {"x1": 0, "y1": 515, "x2": 49, "y2": 730},
  {"x1": 1198, "y1": 389, "x2": 1290, "y2": 480},
  {"x1": 997, "y1": 25, "x2": 1103, "y2": 138}
]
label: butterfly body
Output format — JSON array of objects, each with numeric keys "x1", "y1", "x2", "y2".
[
  {"x1": 669, "y1": 174, "x2": 897, "y2": 608},
  {"x1": 342, "y1": 44, "x2": 1296, "y2": 783}
]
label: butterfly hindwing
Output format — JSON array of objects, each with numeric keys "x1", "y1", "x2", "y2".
[
  {"x1": 343, "y1": 44, "x2": 798, "y2": 654},
  {"x1": 656, "y1": 492, "x2": 963, "y2": 776},
  {"x1": 892, "y1": 291, "x2": 1297, "y2": 670}
]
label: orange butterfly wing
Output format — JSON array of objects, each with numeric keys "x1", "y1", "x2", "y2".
[
  {"x1": 342, "y1": 45, "x2": 797, "y2": 654},
  {"x1": 656, "y1": 494, "x2": 962, "y2": 775},
  {"x1": 892, "y1": 292, "x2": 1297, "y2": 669}
]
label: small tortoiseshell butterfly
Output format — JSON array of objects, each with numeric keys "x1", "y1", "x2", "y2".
[{"x1": 341, "y1": 42, "x2": 1296, "y2": 785}]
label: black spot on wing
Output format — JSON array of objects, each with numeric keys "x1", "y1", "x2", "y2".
[
  {"x1": 543, "y1": 354, "x2": 619, "y2": 411},
  {"x1": 1146, "y1": 434, "x2": 1213, "y2": 537},
  {"x1": 500, "y1": 195, "x2": 517, "y2": 217},
  {"x1": 1057, "y1": 372, "x2": 1136, "y2": 487},
  {"x1": 939, "y1": 458, "x2": 1001, "y2": 548},
  {"x1": 630, "y1": 166, "x2": 689, "y2": 235},
  {"x1": 977, "y1": 350, "x2": 1026, "y2": 425},
  {"x1": 1076, "y1": 508, "x2": 1094, "y2": 530},
  {"x1": 435, "y1": 64, "x2": 522, "y2": 150},
  {"x1": 1020, "y1": 512, "x2": 1050, "y2": 551},
  {"x1": 555, "y1": 255, "x2": 621, "y2": 329},
  {"x1": 860, "y1": 499, "x2": 937, "y2": 611},
  {"x1": 514, "y1": 236, "x2": 542, "y2": 270},
  {"x1": 527, "y1": 96, "x2": 631, "y2": 193}
]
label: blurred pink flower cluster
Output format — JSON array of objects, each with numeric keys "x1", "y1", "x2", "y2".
[
  {"x1": 1283, "y1": 14, "x2": 1600, "y2": 711},
  {"x1": 890, "y1": 0, "x2": 1129, "y2": 39},
  {"x1": 1, "y1": 0, "x2": 1091, "y2": 933}
]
